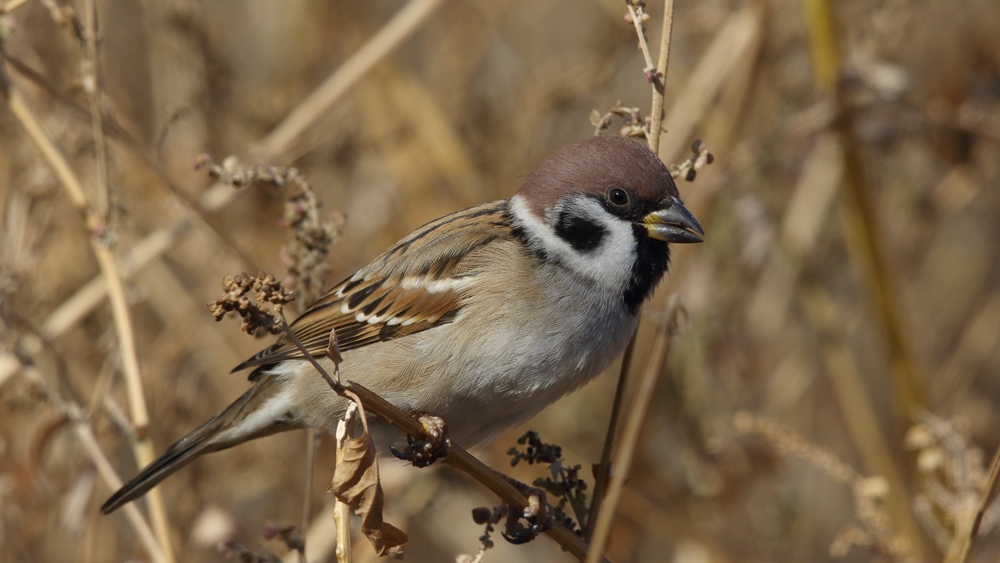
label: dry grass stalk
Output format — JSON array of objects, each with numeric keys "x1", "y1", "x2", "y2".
[
  {"x1": 797, "y1": 281, "x2": 925, "y2": 554},
  {"x1": 334, "y1": 406, "x2": 357, "y2": 563},
  {"x1": 956, "y1": 444, "x2": 1000, "y2": 563},
  {"x1": 82, "y1": 0, "x2": 108, "y2": 222},
  {"x1": 300, "y1": 429, "x2": 316, "y2": 563},
  {"x1": 16, "y1": 363, "x2": 165, "y2": 562},
  {"x1": 0, "y1": 0, "x2": 33, "y2": 15},
  {"x1": 734, "y1": 412, "x2": 916, "y2": 563},
  {"x1": 0, "y1": 0, "x2": 444, "y2": 388},
  {"x1": 586, "y1": 0, "x2": 679, "y2": 549},
  {"x1": 3, "y1": 0, "x2": 996, "y2": 560},
  {"x1": 252, "y1": 0, "x2": 448, "y2": 161},
  {"x1": 904, "y1": 411, "x2": 1000, "y2": 562},
  {"x1": 799, "y1": 1, "x2": 933, "y2": 556},
  {"x1": 0, "y1": 59, "x2": 176, "y2": 561},
  {"x1": 647, "y1": 0, "x2": 675, "y2": 152},
  {"x1": 586, "y1": 296, "x2": 683, "y2": 563},
  {"x1": 656, "y1": 5, "x2": 761, "y2": 163},
  {"x1": 803, "y1": 0, "x2": 925, "y2": 416}
]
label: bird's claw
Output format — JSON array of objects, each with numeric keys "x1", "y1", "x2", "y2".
[
  {"x1": 500, "y1": 481, "x2": 552, "y2": 545},
  {"x1": 391, "y1": 415, "x2": 449, "y2": 468}
]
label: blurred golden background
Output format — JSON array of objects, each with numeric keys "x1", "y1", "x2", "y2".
[{"x1": 1, "y1": 0, "x2": 999, "y2": 561}]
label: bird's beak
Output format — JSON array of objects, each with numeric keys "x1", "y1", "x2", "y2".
[{"x1": 641, "y1": 197, "x2": 704, "y2": 243}]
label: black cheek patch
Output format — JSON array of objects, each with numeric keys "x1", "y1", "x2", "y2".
[
  {"x1": 554, "y1": 212, "x2": 607, "y2": 253},
  {"x1": 622, "y1": 227, "x2": 670, "y2": 312}
]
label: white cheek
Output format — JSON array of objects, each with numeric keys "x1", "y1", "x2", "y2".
[{"x1": 509, "y1": 195, "x2": 636, "y2": 291}]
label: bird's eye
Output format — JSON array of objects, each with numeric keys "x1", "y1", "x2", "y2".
[{"x1": 607, "y1": 187, "x2": 629, "y2": 206}]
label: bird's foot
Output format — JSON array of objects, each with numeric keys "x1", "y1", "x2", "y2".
[
  {"x1": 501, "y1": 480, "x2": 553, "y2": 545},
  {"x1": 390, "y1": 415, "x2": 449, "y2": 467}
]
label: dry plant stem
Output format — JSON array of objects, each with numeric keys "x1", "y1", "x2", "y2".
[
  {"x1": 0, "y1": 52, "x2": 261, "y2": 270},
  {"x1": 802, "y1": 0, "x2": 839, "y2": 90},
  {"x1": 20, "y1": 365, "x2": 166, "y2": 563},
  {"x1": 0, "y1": 0, "x2": 31, "y2": 14},
  {"x1": 587, "y1": 0, "x2": 676, "y2": 543},
  {"x1": 955, "y1": 445, "x2": 1000, "y2": 563},
  {"x1": 276, "y1": 320, "x2": 595, "y2": 559},
  {"x1": 836, "y1": 117, "x2": 924, "y2": 411},
  {"x1": 585, "y1": 333, "x2": 637, "y2": 541},
  {"x1": 5, "y1": 52, "x2": 260, "y2": 269},
  {"x1": 83, "y1": 0, "x2": 109, "y2": 220},
  {"x1": 625, "y1": 2, "x2": 656, "y2": 73},
  {"x1": 301, "y1": 429, "x2": 316, "y2": 563},
  {"x1": 86, "y1": 359, "x2": 116, "y2": 419},
  {"x1": 281, "y1": 501, "x2": 338, "y2": 563},
  {"x1": 75, "y1": 421, "x2": 167, "y2": 563},
  {"x1": 0, "y1": 0, "x2": 443, "y2": 387},
  {"x1": 802, "y1": 0, "x2": 923, "y2": 414},
  {"x1": 656, "y1": 6, "x2": 758, "y2": 163},
  {"x1": 798, "y1": 282, "x2": 923, "y2": 550},
  {"x1": 335, "y1": 412, "x2": 356, "y2": 563},
  {"x1": 647, "y1": 0, "x2": 675, "y2": 152},
  {"x1": 585, "y1": 299, "x2": 679, "y2": 563},
  {"x1": 0, "y1": 218, "x2": 191, "y2": 391},
  {"x1": 0, "y1": 65, "x2": 176, "y2": 563},
  {"x1": 803, "y1": 1, "x2": 925, "y2": 553},
  {"x1": 446, "y1": 446, "x2": 600, "y2": 561},
  {"x1": 252, "y1": 0, "x2": 447, "y2": 160}
]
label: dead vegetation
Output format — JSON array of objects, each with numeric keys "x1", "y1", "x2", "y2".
[{"x1": 1, "y1": 0, "x2": 999, "y2": 561}]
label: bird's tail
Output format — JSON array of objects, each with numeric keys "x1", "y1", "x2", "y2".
[{"x1": 100, "y1": 375, "x2": 297, "y2": 514}]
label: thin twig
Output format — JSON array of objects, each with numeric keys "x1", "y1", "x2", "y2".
[
  {"x1": 803, "y1": 0, "x2": 924, "y2": 413},
  {"x1": 0, "y1": 58, "x2": 176, "y2": 563},
  {"x1": 801, "y1": 0, "x2": 926, "y2": 555},
  {"x1": 334, "y1": 408, "x2": 356, "y2": 563},
  {"x1": 301, "y1": 429, "x2": 316, "y2": 563},
  {"x1": 0, "y1": 0, "x2": 445, "y2": 387},
  {"x1": 0, "y1": 219, "x2": 192, "y2": 391},
  {"x1": 647, "y1": 0, "x2": 675, "y2": 152},
  {"x1": 585, "y1": 334, "x2": 637, "y2": 540},
  {"x1": 625, "y1": 2, "x2": 656, "y2": 74},
  {"x1": 19, "y1": 364, "x2": 166, "y2": 563},
  {"x1": 955, "y1": 444, "x2": 1000, "y2": 563},
  {"x1": 798, "y1": 280, "x2": 924, "y2": 555},
  {"x1": 0, "y1": 0, "x2": 32, "y2": 15},
  {"x1": 251, "y1": 0, "x2": 448, "y2": 161},
  {"x1": 4, "y1": 53, "x2": 261, "y2": 270},
  {"x1": 587, "y1": 0, "x2": 676, "y2": 546},
  {"x1": 83, "y1": 0, "x2": 109, "y2": 220},
  {"x1": 585, "y1": 297, "x2": 681, "y2": 563}
]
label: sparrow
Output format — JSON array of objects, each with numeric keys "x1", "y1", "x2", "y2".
[{"x1": 101, "y1": 135, "x2": 703, "y2": 514}]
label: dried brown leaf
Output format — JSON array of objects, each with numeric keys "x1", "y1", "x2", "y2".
[{"x1": 329, "y1": 409, "x2": 407, "y2": 559}]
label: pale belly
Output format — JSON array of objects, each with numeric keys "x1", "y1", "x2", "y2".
[{"x1": 277, "y1": 257, "x2": 640, "y2": 451}]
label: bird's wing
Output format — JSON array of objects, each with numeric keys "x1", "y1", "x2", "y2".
[{"x1": 233, "y1": 200, "x2": 512, "y2": 375}]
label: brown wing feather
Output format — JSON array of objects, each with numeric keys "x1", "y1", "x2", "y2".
[{"x1": 233, "y1": 201, "x2": 511, "y2": 376}]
